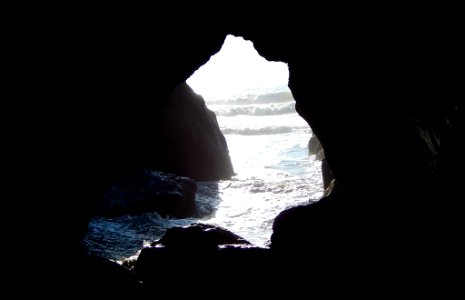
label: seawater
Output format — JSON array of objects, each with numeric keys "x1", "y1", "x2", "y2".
[
  {"x1": 198, "y1": 89, "x2": 323, "y2": 246},
  {"x1": 85, "y1": 88, "x2": 323, "y2": 261}
]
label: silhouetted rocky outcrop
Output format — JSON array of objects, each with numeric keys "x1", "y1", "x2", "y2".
[
  {"x1": 308, "y1": 135, "x2": 324, "y2": 160},
  {"x1": 152, "y1": 223, "x2": 250, "y2": 249},
  {"x1": 161, "y1": 83, "x2": 234, "y2": 181},
  {"x1": 308, "y1": 135, "x2": 337, "y2": 191},
  {"x1": 135, "y1": 224, "x2": 271, "y2": 293}
]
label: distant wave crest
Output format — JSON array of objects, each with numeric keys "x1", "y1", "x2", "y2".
[
  {"x1": 207, "y1": 91, "x2": 294, "y2": 105},
  {"x1": 221, "y1": 126, "x2": 307, "y2": 136},
  {"x1": 213, "y1": 102, "x2": 295, "y2": 117}
]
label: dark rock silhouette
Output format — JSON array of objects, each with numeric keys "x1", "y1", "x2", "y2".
[
  {"x1": 152, "y1": 223, "x2": 250, "y2": 249},
  {"x1": 99, "y1": 170, "x2": 196, "y2": 218},
  {"x1": 136, "y1": 224, "x2": 271, "y2": 294},
  {"x1": 308, "y1": 135, "x2": 336, "y2": 191},
  {"x1": 308, "y1": 135, "x2": 324, "y2": 160},
  {"x1": 161, "y1": 83, "x2": 234, "y2": 181}
]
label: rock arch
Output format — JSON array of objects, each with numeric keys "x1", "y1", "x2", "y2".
[{"x1": 48, "y1": 15, "x2": 462, "y2": 292}]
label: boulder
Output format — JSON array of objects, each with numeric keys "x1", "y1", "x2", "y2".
[
  {"x1": 308, "y1": 135, "x2": 324, "y2": 160},
  {"x1": 152, "y1": 223, "x2": 250, "y2": 250},
  {"x1": 135, "y1": 224, "x2": 272, "y2": 293},
  {"x1": 161, "y1": 83, "x2": 234, "y2": 180}
]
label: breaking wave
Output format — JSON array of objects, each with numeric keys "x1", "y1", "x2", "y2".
[
  {"x1": 212, "y1": 102, "x2": 295, "y2": 117},
  {"x1": 221, "y1": 126, "x2": 307, "y2": 136},
  {"x1": 207, "y1": 91, "x2": 293, "y2": 105}
]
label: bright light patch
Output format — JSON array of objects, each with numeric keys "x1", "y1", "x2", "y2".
[{"x1": 187, "y1": 35, "x2": 289, "y2": 101}]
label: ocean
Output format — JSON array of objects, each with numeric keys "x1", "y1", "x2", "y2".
[
  {"x1": 85, "y1": 35, "x2": 323, "y2": 261},
  {"x1": 84, "y1": 87, "x2": 323, "y2": 261}
]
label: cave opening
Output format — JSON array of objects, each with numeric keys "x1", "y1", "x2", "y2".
[{"x1": 187, "y1": 35, "x2": 324, "y2": 246}]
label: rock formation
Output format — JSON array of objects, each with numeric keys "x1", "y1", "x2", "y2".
[
  {"x1": 135, "y1": 224, "x2": 271, "y2": 294},
  {"x1": 308, "y1": 135, "x2": 336, "y2": 192},
  {"x1": 160, "y1": 83, "x2": 234, "y2": 181},
  {"x1": 38, "y1": 12, "x2": 462, "y2": 293}
]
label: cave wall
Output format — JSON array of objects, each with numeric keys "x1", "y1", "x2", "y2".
[
  {"x1": 71, "y1": 17, "x2": 460, "y2": 235},
  {"x1": 233, "y1": 21, "x2": 462, "y2": 258},
  {"x1": 81, "y1": 24, "x2": 459, "y2": 199},
  {"x1": 232, "y1": 23, "x2": 461, "y2": 197},
  {"x1": 72, "y1": 25, "x2": 229, "y2": 188},
  {"x1": 44, "y1": 13, "x2": 462, "y2": 287},
  {"x1": 53, "y1": 23, "x2": 232, "y2": 266}
]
